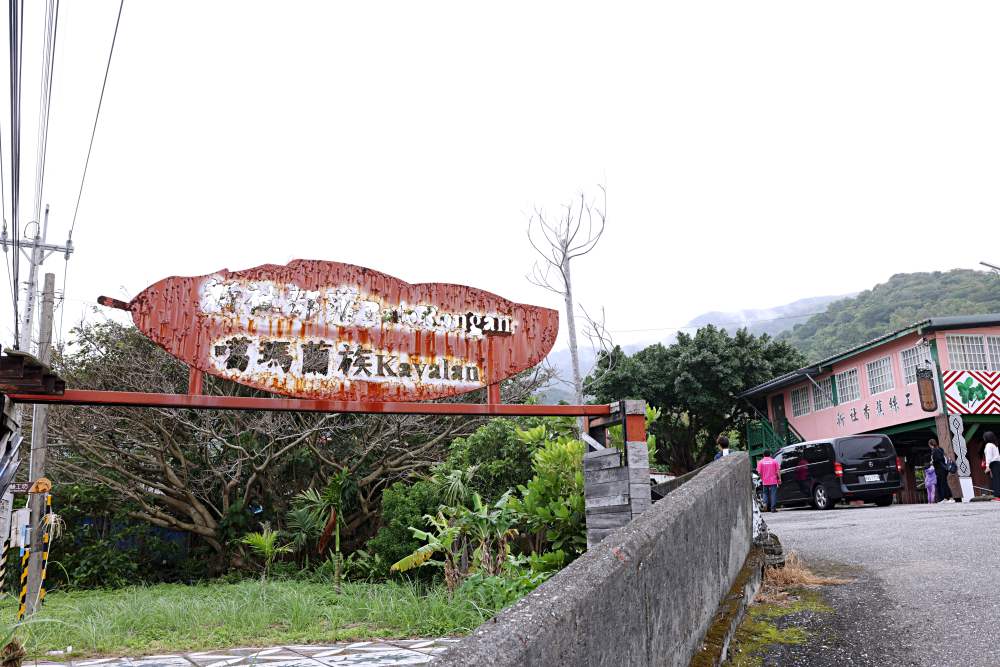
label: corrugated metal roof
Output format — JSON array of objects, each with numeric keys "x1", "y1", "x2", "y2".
[{"x1": 738, "y1": 313, "x2": 1000, "y2": 399}]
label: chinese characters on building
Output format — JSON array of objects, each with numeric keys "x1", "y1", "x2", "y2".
[{"x1": 832, "y1": 390, "x2": 910, "y2": 429}]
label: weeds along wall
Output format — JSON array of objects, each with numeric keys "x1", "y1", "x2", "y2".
[{"x1": 436, "y1": 453, "x2": 754, "y2": 667}]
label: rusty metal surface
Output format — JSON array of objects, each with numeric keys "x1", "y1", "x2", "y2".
[
  {"x1": 103, "y1": 260, "x2": 559, "y2": 401},
  {"x1": 7, "y1": 389, "x2": 609, "y2": 416}
]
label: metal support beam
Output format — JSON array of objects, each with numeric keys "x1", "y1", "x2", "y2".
[
  {"x1": 187, "y1": 368, "x2": 203, "y2": 396},
  {"x1": 6, "y1": 389, "x2": 611, "y2": 417}
]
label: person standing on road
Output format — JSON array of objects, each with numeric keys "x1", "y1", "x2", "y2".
[
  {"x1": 756, "y1": 450, "x2": 780, "y2": 512},
  {"x1": 930, "y1": 438, "x2": 953, "y2": 503},
  {"x1": 714, "y1": 435, "x2": 730, "y2": 460},
  {"x1": 984, "y1": 431, "x2": 1000, "y2": 501},
  {"x1": 924, "y1": 461, "x2": 937, "y2": 504}
]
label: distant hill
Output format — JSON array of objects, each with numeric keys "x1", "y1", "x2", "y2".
[
  {"x1": 684, "y1": 294, "x2": 851, "y2": 338},
  {"x1": 779, "y1": 269, "x2": 1000, "y2": 362},
  {"x1": 536, "y1": 293, "x2": 850, "y2": 403}
]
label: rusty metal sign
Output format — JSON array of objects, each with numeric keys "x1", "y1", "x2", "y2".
[{"x1": 99, "y1": 260, "x2": 558, "y2": 402}]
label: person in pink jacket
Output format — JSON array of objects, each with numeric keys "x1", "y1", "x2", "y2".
[{"x1": 756, "y1": 451, "x2": 781, "y2": 512}]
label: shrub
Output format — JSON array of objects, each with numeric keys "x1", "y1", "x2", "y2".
[
  {"x1": 509, "y1": 434, "x2": 587, "y2": 558},
  {"x1": 42, "y1": 484, "x2": 194, "y2": 590},
  {"x1": 367, "y1": 480, "x2": 442, "y2": 578},
  {"x1": 443, "y1": 419, "x2": 539, "y2": 502}
]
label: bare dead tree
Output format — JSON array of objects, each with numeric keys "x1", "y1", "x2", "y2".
[{"x1": 527, "y1": 186, "x2": 607, "y2": 405}]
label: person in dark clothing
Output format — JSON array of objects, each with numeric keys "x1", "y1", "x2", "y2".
[
  {"x1": 983, "y1": 431, "x2": 1000, "y2": 501},
  {"x1": 714, "y1": 435, "x2": 730, "y2": 461},
  {"x1": 930, "y1": 438, "x2": 952, "y2": 502}
]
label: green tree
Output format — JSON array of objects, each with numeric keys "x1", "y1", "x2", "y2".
[
  {"x1": 781, "y1": 269, "x2": 1000, "y2": 361},
  {"x1": 588, "y1": 326, "x2": 804, "y2": 472}
]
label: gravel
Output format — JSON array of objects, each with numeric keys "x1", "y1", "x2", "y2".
[{"x1": 764, "y1": 501, "x2": 1000, "y2": 667}]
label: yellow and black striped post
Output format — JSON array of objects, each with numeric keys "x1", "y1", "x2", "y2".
[
  {"x1": 38, "y1": 494, "x2": 52, "y2": 606},
  {"x1": 16, "y1": 544, "x2": 29, "y2": 620},
  {"x1": 0, "y1": 534, "x2": 9, "y2": 594},
  {"x1": 17, "y1": 493, "x2": 51, "y2": 620}
]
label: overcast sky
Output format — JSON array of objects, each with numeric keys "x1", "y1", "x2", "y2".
[{"x1": 1, "y1": 1, "x2": 998, "y2": 354}]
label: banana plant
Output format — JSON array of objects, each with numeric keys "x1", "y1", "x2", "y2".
[
  {"x1": 390, "y1": 511, "x2": 464, "y2": 592},
  {"x1": 454, "y1": 492, "x2": 519, "y2": 577}
]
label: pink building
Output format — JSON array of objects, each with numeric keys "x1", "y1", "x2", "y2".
[{"x1": 740, "y1": 315, "x2": 1000, "y2": 503}]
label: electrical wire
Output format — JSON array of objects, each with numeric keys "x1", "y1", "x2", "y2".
[
  {"x1": 31, "y1": 0, "x2": 59, "y2": 227},
  {"x1": 68, "y1": 0, "x2": 124, "y2": 242},
  {"x1": 8, "y1": 0, "x2": 23, "y2": 347}
]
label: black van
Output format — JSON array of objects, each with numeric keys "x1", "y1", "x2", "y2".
[{"x1": 774, "y1": 435, "x2": 902, "y2": 510}]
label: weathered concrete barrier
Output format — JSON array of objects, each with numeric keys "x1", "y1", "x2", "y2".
[{"x1": 436, "y1": 453, "x2": 753, "y2": 667}]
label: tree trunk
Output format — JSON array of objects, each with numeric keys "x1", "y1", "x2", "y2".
[{"x1": 563, "y1": 257, "x2": 584, "y2": 405}]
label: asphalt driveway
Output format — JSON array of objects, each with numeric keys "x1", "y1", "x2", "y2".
[{"x1": 764, "y1": 501, "x2": 1000, "y2": 667}]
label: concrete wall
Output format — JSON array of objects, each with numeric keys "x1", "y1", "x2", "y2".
[{"x1": 435, "y1": 453, "x2": 753, "y2": 667}]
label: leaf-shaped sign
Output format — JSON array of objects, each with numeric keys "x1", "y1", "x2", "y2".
[{"x1": 101, "y1": 260, "x2": 558, "y2": 402}]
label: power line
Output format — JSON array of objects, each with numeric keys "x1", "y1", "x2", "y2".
[
  {"x1": 31, "y1": 0, "x2": 58, "y2": 227},
  {"x1": 9, "y1": 0, "x2": 23, "y2": 347},
  {"x1": 68, "y1": 0, "x2": 124, "y2": 241}
]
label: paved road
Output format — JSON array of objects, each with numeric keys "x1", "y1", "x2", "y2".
[{"x1": 765, "y1": 501, "x2": 1000, "y2": 667}]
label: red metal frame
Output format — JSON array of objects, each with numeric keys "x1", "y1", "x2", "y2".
[{"x1": 6, "y1": 389, "x2": 610, "y2": 417}]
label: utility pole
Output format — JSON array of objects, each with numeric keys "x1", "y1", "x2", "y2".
[
  {"x1": 1, "y1": 207, "x2": 72, "y2": 618},
  {"x1": 0, "y1": 205, "x2": 73, "y2": 352},
  {"x1": 24, "y1": 273, "x2": 54, "y2": 616}
]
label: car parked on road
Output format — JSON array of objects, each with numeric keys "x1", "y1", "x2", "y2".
[{"x1": 774, "y1": 435, "x2": 902, "y2": 510}]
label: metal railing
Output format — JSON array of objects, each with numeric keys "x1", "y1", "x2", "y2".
[{"x1": 746, "y1": 418, "x2": 804, "y2": 461}]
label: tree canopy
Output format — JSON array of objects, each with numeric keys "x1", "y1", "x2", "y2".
[
  {"x1": 587, "y1": 326, "x2": 804, "y2": 472},
  {"x1": 780, "y1": 269, "x2": 1000, "y2": 362}
]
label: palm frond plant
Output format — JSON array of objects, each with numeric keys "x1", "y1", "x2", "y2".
[
  {"x1": 292, "y1": 469, "x2": 355, "y2": 590},
  {"x1": 240, "y1": 525, "x2": 292, "y2": 581},
  {"x1": 434, "y1": 465, "x2": 478, "y2": 507},
  {"x1": 285, "y1": 506, "x2": 324, "y2": 564}
]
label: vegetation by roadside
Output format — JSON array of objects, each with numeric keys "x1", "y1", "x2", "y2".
[
  {"x1": 726, "y1": 553, "x2": 849, "y2": 667},
  {"x1": 1, "y1": 579, "x2": 500, "y2": 660}
]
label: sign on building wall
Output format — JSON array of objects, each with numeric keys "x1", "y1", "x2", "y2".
[
  {"x1": 101, "y1": 260, "x2": 559, "y2": 402},
  {"x1": 942, "y1": 370, "x2": 1000, "y2": 415}
]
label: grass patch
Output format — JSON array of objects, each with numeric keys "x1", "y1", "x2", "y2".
[
  {"x1": 726, "y1": 552, "x2": 846, "y2": 666},
  {"x1": 760, "y1": 552, "x2": 849, "y2": 592},
  {"x1": 0, "y1": 579, "x2": 497, "y2": 660}
]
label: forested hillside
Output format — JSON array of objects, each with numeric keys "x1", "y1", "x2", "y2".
[{"x1": 780, "y1": 269, "x2": 1000, "y2": 362}]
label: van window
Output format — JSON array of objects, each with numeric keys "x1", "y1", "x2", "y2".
[
  {"x1": 804, "y1": 443, "x2": 830, "y2": 464},
  {"x1": 835, "y1": 436, "x2": 893, "y2": 462},
  {"x1": 779, "y1": 447, "x2": 801, "y2": 470}
]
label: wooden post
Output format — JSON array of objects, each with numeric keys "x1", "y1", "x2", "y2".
[
  {"x1": 623, "y1": 400, "x2": 650, "y2": 518},
  {"x1": 25, "y1": 273, "x2": 55, "y2": 617},
  {"x1": 583, "y1": 401, "x2": 650, "y2": 548}
]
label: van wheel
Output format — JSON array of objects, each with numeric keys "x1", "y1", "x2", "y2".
[
  {"x1": 813, "y1": 485, "x2": 832, "y2": 510},
  {"x1": 874, "y1": 495, "x2": 894, "y2": 507}
]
